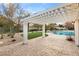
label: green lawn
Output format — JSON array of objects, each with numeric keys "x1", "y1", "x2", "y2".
[
  {"x1": 28, "y1": 32, "x2": 48, "y2": 40},
  {"x1": 28, "y1": 32, "x2": 42, "y2": 39},
  {"x1": 21, "y1": 32, "x2": 48, "y2": 40}
]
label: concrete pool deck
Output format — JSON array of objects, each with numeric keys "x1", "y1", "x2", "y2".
[{"x1": 0, "y1": 33, "x2": 79, "y2": 56}]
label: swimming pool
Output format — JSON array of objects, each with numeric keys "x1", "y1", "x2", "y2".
[{"x1": 53, "y1": 30, "x2": 75, "y2": 36}]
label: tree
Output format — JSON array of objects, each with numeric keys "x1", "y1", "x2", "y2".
[
  {"x1": 58, "y1": 24, "x2": 64, "y2": 27},
  {"x1": 0, "y1": 15, "x2": 15, "y2": 39},
  {"x1": 0, "y1": 20, "x2": 4, "y2": 39},
  {"x1": 64, "y1": 21, "x2": 74, "y2": 30},
  {"x1": 0, "y1": 4, "x2": 18, "y2": 38},
  {"x1": 15, "y1": 5, "x2": 30, "y2": 32},
  {"x1": 31, "y1": 24, "x2": 42, "y2": 31},
  {"x1": 0, "y1": 3, "x2": 30, "y2": 38},
  {"x1": 46, "y1": 23, "x2": 57, "y2": 31}
]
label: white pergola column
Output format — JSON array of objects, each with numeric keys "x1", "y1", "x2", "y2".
[
  {"x1": 42, "y1": 24, "x2": 45, "y2": 37},
  {"x1": 23, "y1": 22, "x2": 28, "y2": 44},
  {"x1": 74, "y1": 20, "x2": 79, "y2": 46}
]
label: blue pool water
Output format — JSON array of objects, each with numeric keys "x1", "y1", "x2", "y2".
[{"x1": 53, "y1": 30, "x2": 75, "y2": 36}]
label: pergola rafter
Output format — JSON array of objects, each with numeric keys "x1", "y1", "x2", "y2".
[{"x1": 23, "y1": 3, "x2": 78, "y2": 24}]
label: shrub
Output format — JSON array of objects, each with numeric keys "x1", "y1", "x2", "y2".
[
  {"x1": 66, "y1": 36, "x2": 74, "y2": 42},
  {"x1": 0, "y1": 35, "x2": 3, "y2": 39}
]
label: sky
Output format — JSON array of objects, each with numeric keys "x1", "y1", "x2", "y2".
[
  {"x1": 0, "y1": 3, "x2": 65, "y2": 24},
  {"x1": 20, "y1": 3, "x2": 64, "y2": 24},
  {"x1": 0, "y1": 3, "x2": 64, "y2": 14},
  {"x1": 20, "y1": 3, "x2": 63, "y2": 14}
]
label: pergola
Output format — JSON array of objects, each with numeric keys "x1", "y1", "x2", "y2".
[{"x1": 23, "y1": 3, "x2": 79, "y2": 46}]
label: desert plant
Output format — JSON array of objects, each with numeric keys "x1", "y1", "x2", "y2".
[
  {"x1": 66, "y1": 36, "x2": 74, "y2": 42},
  {"x1": 11, "y1": 39, "x2": 16, "y2": 42},
  {"x1": 0, "y1": 34, "x2": 3, "y2": 39}
]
